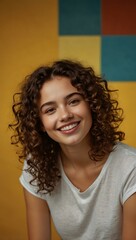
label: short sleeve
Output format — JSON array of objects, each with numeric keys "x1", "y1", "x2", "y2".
[
  {"x1": 122, "y1": 166, "x2": 136, "y2": 204},
  {"x1": 19, "y1": 161, "x2": 46, "y2": 200}
]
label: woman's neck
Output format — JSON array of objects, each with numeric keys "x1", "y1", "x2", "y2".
[{"x1": 60, "y1": 140, "x2": 92, "y2": 169}]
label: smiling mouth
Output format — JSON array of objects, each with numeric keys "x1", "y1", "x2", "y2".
[{"x1": 58, "y1": 122, "x2": 80, "y2": 131}]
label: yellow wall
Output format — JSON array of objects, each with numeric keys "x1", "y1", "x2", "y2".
[
  {"x1": 108, "y1": 82, "x2": 136, "y2": 148},
  {"x1": 0, "y1": 0, "x2": 60, "y2": 239}
]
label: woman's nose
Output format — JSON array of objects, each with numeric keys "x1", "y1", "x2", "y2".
[{"x1": 59, "y1": 107, "x2": 73, "y2": 122}]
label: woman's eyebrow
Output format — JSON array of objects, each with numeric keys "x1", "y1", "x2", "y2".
[
  {"x1": 65, "y1": 92, "x2": 83, "y2": 100},
  {"x1": 40, "y1": 92, "x2": 83, "y2": 111}
]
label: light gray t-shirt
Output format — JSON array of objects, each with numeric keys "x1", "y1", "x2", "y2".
[{"x1": 20, "y1": 142, "x2": 136, "y2": 240}]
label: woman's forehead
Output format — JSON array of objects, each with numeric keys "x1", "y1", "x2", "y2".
[{"x1": 39, "y1": 76, "x2": 79, "y2": 102}]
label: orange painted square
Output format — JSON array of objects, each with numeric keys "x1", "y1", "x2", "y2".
[{"x1": 102, "y1": 0, "x2": 136, "y2": 35}]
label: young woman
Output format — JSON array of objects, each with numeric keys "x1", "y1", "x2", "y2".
[{"x1": 10, "y1": 60, "x2": 136, "y2": 240}]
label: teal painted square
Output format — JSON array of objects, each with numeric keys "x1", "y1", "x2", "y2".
[
  {"x1": 59, "y1": 0, "x2": 101, "y2": 35},
  {"x1": 102, "y1": 36, "x2": 136, "y2": 81}
]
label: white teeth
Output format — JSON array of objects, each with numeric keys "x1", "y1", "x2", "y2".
[{"x1": 60, "y1": 123, "x2": 78, "y2": 131}]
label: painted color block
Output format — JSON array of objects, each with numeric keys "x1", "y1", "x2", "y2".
[
  {"x1": 102, "y1": 0, "x2": 136, "y2": 35},
  {"x1": 109, "y1": 82, "x2": 136, "y2": 147},
  {"x1": 59, "y1": 0, "x2": 101, "y2": 35},
  {"x1": 102, "y1": 36, "x2": 136, "y2": 81},
  {"x1": 59, "y1": 36, "x2": 101, "y2": 74}
]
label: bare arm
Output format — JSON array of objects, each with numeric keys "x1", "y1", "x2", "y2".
[
  {"x1": 23, "y1": 188, "x2": 51, "y2": 240},
  {"x1": 122, "y1": 193, "x2": 136, "y2": 240}
]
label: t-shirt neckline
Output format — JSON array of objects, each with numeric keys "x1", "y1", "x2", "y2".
[{"x1": 59, "y1": 145, "x2": 116, "y2": 195}]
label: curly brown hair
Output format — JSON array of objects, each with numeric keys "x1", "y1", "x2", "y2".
[{"x1": 9, "y1": 59, "x2": 125, "y2": 193}]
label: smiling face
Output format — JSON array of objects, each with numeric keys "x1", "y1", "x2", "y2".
[{"x1": 38, "y1": 76, "x2": 92, "y2": 148}]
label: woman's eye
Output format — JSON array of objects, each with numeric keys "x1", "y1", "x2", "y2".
[
  {"x1": 44, "y1": 108, "x2": 56, "y2": 115},
  {"x1": 69, "y1": 99, "x2": 80, "y2": 105}
]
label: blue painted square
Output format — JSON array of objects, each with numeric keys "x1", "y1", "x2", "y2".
[
  {"x1": 59, "y1": 0, "x2": 101, "y2": 35},
  {"x1": 102, "y1": 36, "x2": 136, "y2": 81}
]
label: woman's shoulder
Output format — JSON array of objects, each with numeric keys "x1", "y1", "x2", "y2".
[
  {"x1": 114, "y1": 142, "x2": 136, "y2": 157},
  {"x1": 20, "y1": 160, "x2": 47, "y2": 200},
  {"x1": 111, "y1": 142, "x2": 136, "y2": 170}
]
